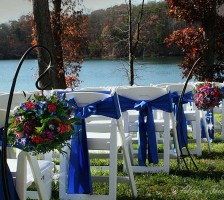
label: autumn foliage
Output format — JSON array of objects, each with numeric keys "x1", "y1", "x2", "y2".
[
  {"x1": 165, "y1": 0, "x2": 224, "y2": 82},
  {"x1": 32, "y1": 0, "x2": 87, "y2": 87}
]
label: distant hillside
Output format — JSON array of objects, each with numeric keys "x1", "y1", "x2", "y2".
[{"x1": 0, "y1": 1, "x2": 184, "y2": 59}]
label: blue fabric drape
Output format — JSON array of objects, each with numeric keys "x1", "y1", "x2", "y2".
[
  {"x1": 67, "y1": 92, "x2": 121, "y2": 194},
  {"x1": 171, "y1": 91, "x2": 193, "y2": 149},
  {"x1": 67, "y1": 119, "x2": 92, "y2": 194},
  {"x1": 0, "y1": 127, "x2": 19, "y2": 200},
  {"x1": 118, "y1": 93, "x2": 172, "y2": 166},
  {"x1": 205, "y1": 110, "x2": 214, "y2": 140},
  {"x1": 221, "y1": 87, "x2": 224, "y2": 96}
]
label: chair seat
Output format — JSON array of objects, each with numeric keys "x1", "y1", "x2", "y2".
[
  {"x1": 7, "y1": 158, "x2": 54, "y2": 186},
  {"x1": 86, "y1": 120, "x2": 112, "y2": 132},
  {"x1": 87, "y1": 132, "x2": 132, "y2": 150}
]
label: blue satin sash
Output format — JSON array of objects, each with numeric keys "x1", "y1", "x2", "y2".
[
  {"x1": 171, "y1": 91, "x2": 194, "y2": 148},
  {"x1": 118, "y1": 93, "x2": 172, "y2": 166},
  {"x1": 67, "y1": 92, "x2": 121, "y2": 194},
  {"x1": 0, "y1": 127, "x2": 19, "y2": 200}
]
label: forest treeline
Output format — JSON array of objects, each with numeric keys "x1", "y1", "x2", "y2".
[{"x1": 0, "y1": 1, "x2": 184, "y2": 59}]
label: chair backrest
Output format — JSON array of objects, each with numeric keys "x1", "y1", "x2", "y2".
[
  {"x1": 66, "y1": 91, "x2": 111, "y2": 107},
  {"x1": 78, "y1": 86, "x2": 111, "y2": 91},
  {"x1": 117, "y1": 86, "x2": 168, "y2": 101},
  {"x1": 166, "y1": 83, "x2": 194, "y2": 94},
  {"x1": 0, "y1": 92, "x2": 34, "y2": 110},
  {"x1": 0, "y1": 93, "x2": 9, "y2": 110},
  {"x1": 0, "y1": 109, "x2": 6, "y2": 127},
  {"x1": 212, "y1": 82, "x2": 224, "y2": 89}
]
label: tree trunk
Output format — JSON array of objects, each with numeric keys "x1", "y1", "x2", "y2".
[
  {"x1": 128, "y1": 0, "x2": 134, "y2": 86},
  {"x1": 52, "y1": 0, "x2": 66, "y2": 89},
  {"x1": 203, "y1": 0, "x2": 216, "y2": 81},
  {"x1": 32, "y1": 0, "x2": 56, "y2": 90},
  {"x1": 128, "y1": 0, "x2": 144, "y2": 86}
]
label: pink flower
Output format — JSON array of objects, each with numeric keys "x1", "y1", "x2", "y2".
[{"x1": 16, "y1": 132, "x2": 24, "y2": 138}]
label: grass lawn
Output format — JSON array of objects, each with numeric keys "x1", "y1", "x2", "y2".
[{"x1": 49, "y1": 130, "x2": 224, "y2": 200}]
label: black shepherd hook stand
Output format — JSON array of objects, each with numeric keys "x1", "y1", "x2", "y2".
[
  {"x1": 1, "y1": 45, "x2": 53, "y2": 200},
  {"x1": 176, "y1": 57, "x2": 202, "y2": 172}
]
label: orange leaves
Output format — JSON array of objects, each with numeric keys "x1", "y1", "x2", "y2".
[{"x1": 166, "y1": 0, "x2": 224, "y2": 24}]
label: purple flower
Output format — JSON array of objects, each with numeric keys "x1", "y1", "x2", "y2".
[
  {"x1": 23, "y1": 121, "x2": 35, "y2": 134},
  {"x1": 42, "y1": 129, "x2": 54, "y2": 142}
]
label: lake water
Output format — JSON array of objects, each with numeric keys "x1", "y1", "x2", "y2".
[{"x1": 0, "y1": 57, "x2": 184, "y2": 92}]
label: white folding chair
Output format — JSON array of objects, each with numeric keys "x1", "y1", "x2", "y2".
[
  {"x1": 59, "y1": 90, "x2": 137, "y2": 200},
  {"x1": 166, "y1": 83, "x2": 211, "y2": 156},
  {"x1": 117, "y1": 86, "x2": 175, "y2": 173},
  {"x1": 0, "y1": 109, "x2": 54, "y2": 200}
]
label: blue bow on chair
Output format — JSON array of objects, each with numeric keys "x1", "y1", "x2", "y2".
[
  {"x1": 67, "y1": 92, "x2": 121, "y2": 194},
  {"x1": 118, "y1": 93, "x2": 172, "y2": 166}
]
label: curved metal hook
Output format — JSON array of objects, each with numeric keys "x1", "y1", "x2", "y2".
[
  {"x1": 0, "y1": 45, "x2": 53, "y2": 200},
  {"x1": 176, "y1": 57, "x2": 202, "y2": 171},
  {"x1": 35, "y1": 47, "x2": 53, "y2": 90}
]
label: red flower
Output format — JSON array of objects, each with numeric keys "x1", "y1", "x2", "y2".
[
  {"x1": 58, "y1": 123, "x2": 68, "y2": 134},
  {"x1": 25, "y1": 101, "x2": 35, "y2": 109},
  {"x1": 48, "y1": 103, "x2": 57, "y2": 112},
  {"x1": 31, "y1": 135, "x2": 45, "y2": 144}
]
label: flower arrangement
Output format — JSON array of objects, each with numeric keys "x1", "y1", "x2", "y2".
[
  {"x1": 193, "y1": 82, "x2": 223, "y2": 111},
  {"x1": 7, "y1": 93, "x2": 77, "y2": 155}
]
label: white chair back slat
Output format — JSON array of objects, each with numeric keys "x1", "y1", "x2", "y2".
[
  {"x1": 66, "y1": 91, "x2": 109, "y2": 106},
  {"x1": 117, "y1": 86, "x2": 167, "y2": 100}
]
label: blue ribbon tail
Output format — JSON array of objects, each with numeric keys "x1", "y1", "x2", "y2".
[
  {"x1": 0, "y1": 151, "x2": 20, "y2": 200},
  {"x1": 67, "y1": 120, "x2": 92, "y2": 194},
  {"x1": 176, "y1": 108, "x2": 188, "y2": 148},
  {"x1": 206, "y1": 110, "x2": 214, "y2": 140},
  {"x1": 200, "y1": 118, "x2": 206, "y2": 138},
  {"x1": 138, "y1": 112, "x2": 147, "y2": 166},
  {"x1": 146, "y1": 108, "x2": 158, "y2": 164}
]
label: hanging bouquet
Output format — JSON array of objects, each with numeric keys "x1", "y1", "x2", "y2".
[
  {"x1": 193, "y1": 82, "x2": 223, "y2": 111},
  {"x1": 7, "y1": 93, "x2": 77, "y2": 155}
]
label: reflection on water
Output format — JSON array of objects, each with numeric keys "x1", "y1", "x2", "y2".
[
  {"x1": 0, "y1": 57, "x2": 184, "y2": 92},
  {"x1": 79, "y1": 57, "x2": 183, "y2": 87}
]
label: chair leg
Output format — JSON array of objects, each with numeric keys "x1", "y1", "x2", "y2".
[
  {"x1": 109, "y1": 121, "x2": 117, "y2": 199},
  {"x1": 16, "y1": 151, "x2": 27, "y2": 200},
  {"x1": 117, "y1": 120, "x2": 137, "y2": 198},
  {"x1": 163, "y1": 113, "x2": 171, "y2": 173},
  {"x1": 26, "y1": 153, "x2": 50, "y2": 200},
  {"x1": 202, "y1": 115, "x2": 212, "y2": 153}
]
